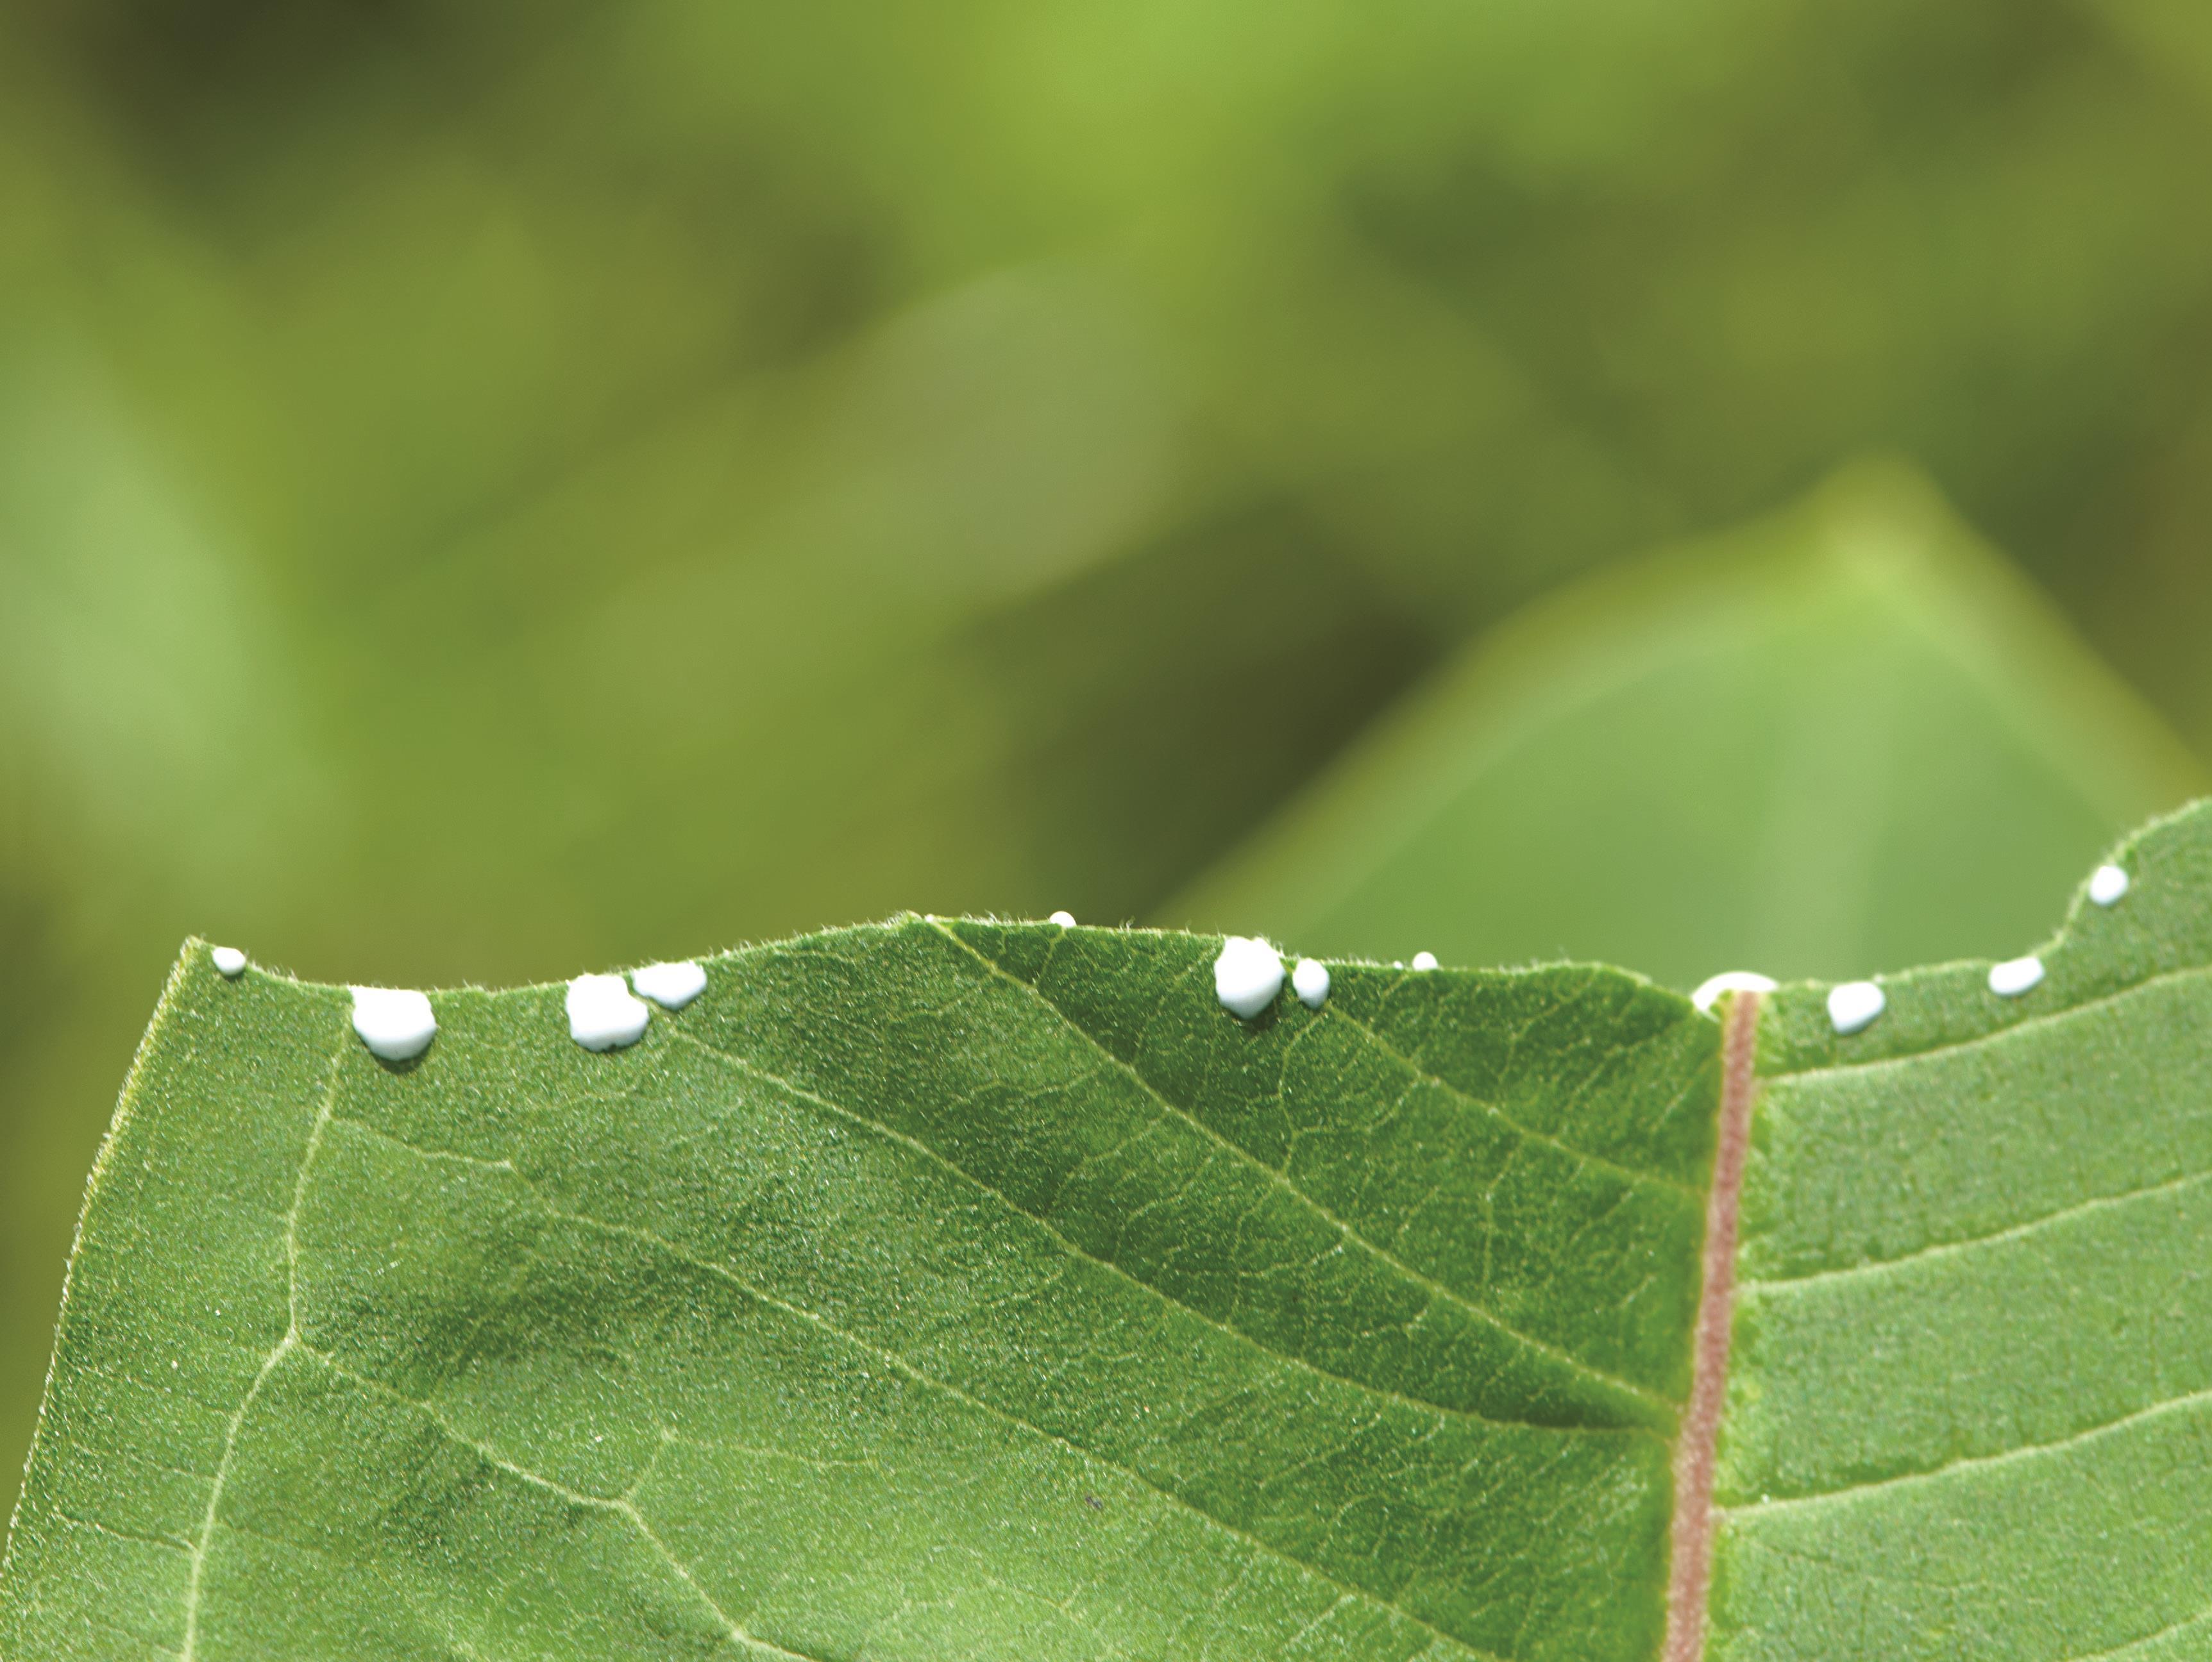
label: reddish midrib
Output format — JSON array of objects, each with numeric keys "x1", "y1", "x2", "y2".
[{"x1": 1664, "y1": 989, "x2": 1762, "y2": 1662}]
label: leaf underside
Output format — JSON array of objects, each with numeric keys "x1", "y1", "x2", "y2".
[{"x1": 7, "y1": 802, "x2": 2212, "y2": 1661}]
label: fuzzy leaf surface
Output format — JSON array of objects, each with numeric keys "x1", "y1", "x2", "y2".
[
  {"x1": 13, "y1": 805, "x2": 2212, "y2": 1659},
  {"x1": 0, "y1": 921, "x2": 1715, "y2": 1662},
  {"x1": 1715, "y1": 800, "x2": 2212, "y2": 1661}
]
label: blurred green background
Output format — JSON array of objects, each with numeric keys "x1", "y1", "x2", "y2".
[{"x1": 7, "y1": 0, "x2": 2212, "y2": 1509}]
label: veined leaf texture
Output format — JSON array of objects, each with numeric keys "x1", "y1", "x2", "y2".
[{"x1": 8, "y1": 801, "x2": 2212, "y2": 1660}]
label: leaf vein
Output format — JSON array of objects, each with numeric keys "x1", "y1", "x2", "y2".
[
  {"x1": 298, "y1": 1346, "x2": 825, "y2": 1662},
  {"x1": 176, "y1": 1030, "x2": 346, "y2": 1662},
  {"x1": 373, "y1": 1147, "x2": 1507, "y2": 1662},
  {"x1": 2057, "y1": 1597, "x2": 2212, "y2": 1662},
  {"x1": 647, "y1": 1030, "x2": 1644, "y2": 1438},
  {"x1": 1769, "y1": 962, "x2": 2212, "y2": 1080},
  {"x1": 1725, "y1": 1382, "x2": 2212, "y2": 1516},
  {"x1": 1323, "y1": 1003, "x2": 1698, "y2": 1201},
  {"x1": 924, "y1": 920, "x2": 1676, "y2": 1415},
  {"x1": 1741, "y1": 1165, "x2": 2212, "y2": 1293}
]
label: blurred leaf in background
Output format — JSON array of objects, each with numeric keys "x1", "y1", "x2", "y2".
[
  {"x1": 4, "y1": 0, "x2": 2211, "y2": 1507},
  {"x1": 1170, "y1": 462, "x2": 2206, "y2": 985}
]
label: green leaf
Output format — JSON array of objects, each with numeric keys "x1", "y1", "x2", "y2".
[
  {"x1": 17, "y1": 0, "x2": 2212, "y2": 1520},
  {"x1": 12, "y1": 803, "x2": 2212, "y2": 1660},
  {"x1": 1166, "y1": 463, "x2": 2206, "y2": 991},
  {"x1": 1, "y1": 921, "x2": 1717, "y2": 1662},
  {"x1": 1712, "y1": 800, "x2": 2212, "y2": 1661}
]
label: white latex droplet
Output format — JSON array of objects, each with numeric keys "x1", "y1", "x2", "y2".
[
  {"x1": 1827, "y1": 980, "x2": 1886, "y2": 1036},
  {"x1": 351, "y1": 987, "x2": 437, "y2": 1062},
  {"x1": 1214, "y1": 937, "x2": 1285, "y2": 1020},
  {"x1": 568, "y1": 973, "x2": 650, "y2": 1052},
  {"x1": 211, "y1": 946, "x2": 247, "y2": 978},
  {"x1": 1691, "y1": 971, "x2": 1777, "y2": 1013},
  {"x1": 1292, "y1": 958, "x2": 1331, "y2": 1009},
  {"x1": 631, "y1": 961, "x2": 707, "y2": 1010},
  {"x1": 2089, "y1": 864, "x2": 2130, "y2": 907},
  {"x1": 1988, "y1": 956, "x2": 2045, "y2": 998},
  {"x1": 1411, "y1": 952, "x2": 1439, "y2": 971},
  {"x1": 1049, "y1": 911, "x2": 1076, "y2": 927}
]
